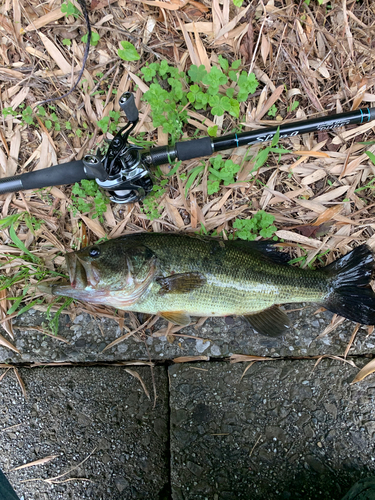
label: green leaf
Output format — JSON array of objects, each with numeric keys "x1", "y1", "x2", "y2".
[
  {"x1": 61, "y1": 0, "x2": 80, "y2": 18},
  {"x1": 226, "y1": 87, "x2": 235, "y2": 98},
  {"x1": 227, "y1": 98, "x2": 240, "y2": 118},
  {"x1": 233, "y1": 0, "x2": 243, "y2": 6},
  {"x1": 118, "y1": 41, "x2": 140, "y2": 61},
  {"x1": 22, "y1": 106, "x2": 34, "y2": 125},
  {"x1": 271, "y1": 127, "x2": 280, "y2": 147},
  {"x1": 228, "y1": 70, "x2": 238, "y2": 82},
  {"x1": 141, "y1": 65, "x2": 157, "y2": 82},
  {"x1": 62, "y1": 38, "x2": 72, "y2": 46},
  {"x1": 37, "y1": 106, "x2": 46, "y2": 117},
  {"x1": 97, "y1": 116, "x2": 110, "y2": 133},
  {"x1": 0, "y1": 213, "x2": 22, "y2": 229},
  {"x1": 365, "y1": 151, "x2": 375, "y2": 165},
  {"x1": 207, "y1": 125, "x2": 218, "y2": 137},
  {"x1": 167, "y1": 160, "x2": 182, "y2": 177},
  {"x1": 7, "y1": 296, "x2": 25, "y2": 316},
  {"x1": 231, "y1": 60, "x2": 241, "y2": 70},
  {"x1": 82, "y1": 32, "x2": 100, "y2": 46},
  {"x1": 288, "y1": 100, "x2": 299, "y2": 112},
  {"x1": 232, "y1": 211, "x2": 276, "y2": 241},
  {"x1": 158, "y1": 60, "x2": 170, "y2": 77},
  {"x1": 267, "y1": 104, "x2": 277, "y2": 117},
  {"x1": 9, "y1": 225, "x2": 39, "y2": 262},
  {"x1": 253, "y1": 147, "x2": 271, "y2": 171},
  {"x1": 194, "y1": 92, "x2": 208, "y2": 109},
  {"x1": 218, "y1": 55, "x2": 229, "y2": 72},
  {"x1": 211, "y1": 102, "x2": 225, "y2": 116},
  {"x1": 207, "y1": 180, "x2": 220, "y2": 195},
  {"x1": 237, "y1": 72, "x2": 259, "y2": 101},
  {"x1": 202, "y1": 66, "x2": 228, "y2": 88},
  {"x1": 185, "y1": 164, "x2": 205, "y2": 196},
  {"x1": 188, "y1": 64, "x2": 207, "y2": 83}
]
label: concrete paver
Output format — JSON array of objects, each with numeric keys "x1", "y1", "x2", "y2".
[
  {"x1": 169, "y1": 360, "x2": 375, "y2": 500},
  {"x1": 0, "y1": 366, "x2": 169, "y2": 500},
  {"x1": 0, "y1": 305, "x2": 372, "y2": 364}
]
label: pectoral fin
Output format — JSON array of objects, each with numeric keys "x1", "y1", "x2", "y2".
[
  {"x1": 243, "y1": 305, "x2": 290, "y2": 337},
  {"x1": 158, "y1": 311, "x2": 191, "y2": 326},
  {"x1": 156, "y1": 272, "x2": 206, "y2": 295}
]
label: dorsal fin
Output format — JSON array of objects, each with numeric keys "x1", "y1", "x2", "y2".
[{"x1": 230, "y1": 240, "x2": 291, "y2": 265}]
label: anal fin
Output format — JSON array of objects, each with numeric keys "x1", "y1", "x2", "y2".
[
  {"x1": 244, "y1": 305, "x2": 290, "y2": 337},
  {"x1": 159, "y1": 311, "x2": 191, "y2": 326}
]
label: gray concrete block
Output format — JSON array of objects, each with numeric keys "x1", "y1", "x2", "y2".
[
  {"x1": 169, "y1": 360, "x2": 375, "y2": 500},
  {"x1": 0, "y1": 366, "x2": 169, "y2": 499},
  {"x1": 0, "y1": 305, "x2": 372, "y2": 364}
]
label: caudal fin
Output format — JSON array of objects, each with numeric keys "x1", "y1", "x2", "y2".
[{"x1": 323, "y1": 244, "x2": 375, "y2": 325}]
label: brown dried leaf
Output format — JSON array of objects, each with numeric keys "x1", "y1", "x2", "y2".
[
  {"x1": 313, "y1": 205, "x2": 343, "y2": 226},
  {"x1": 10, "y1": 455, "x2": 58, "y2": 471},
  {"x1": 351, "y1": 358, "x2": 375, "y2": 384},
  {"x1": 124, "y1": 368, "x2": 150, "y2": 400},
  {"x1": 256, "y1": 85, "x2": 284, "y2": 120},
  {"x1": 13, "y1": 367, "x2": 27, "y2": 398},
  {"x1": 178, "y1": 17, "x2": 199, "y2": 66},
  {"x1": 0, "y1": 14, "x2": 14, "y2": 33},
  {"x1": 79, "y1": 215, "x2": 106, "y2": 239},
  {"x1": 0, "y1": 368, "x2": 11, "y2": 383},
  {"x1": 275, "y1": 231, "x2": 322, "y2": 249},
  {"x1": 294, "y1": 151, "x2": 330, "y2": 158},
  {"x1": 173, "y1": 356, "x2": 209, "y2": 363},
  {"x1": 187, "y1": 0, "x2": 209, "y2": 13},
  {"x1": 313, "y1": 354, "x2": 357, "y2": 372},
  {"x1": 194, "y1": 24, "x2": 210, "y2": 71},
  {"x1": 260, "y1": 34, "x2": 270, "y2": 65},
  {"x1": 0, "y1": 289, "x2": 14, "y2": 339},
  {"x1": 344, "y1": 323, "x2": 360, "y2": 359},
  {"x1": 22, "y1": 9, "x2": 65, "y2": 32},
  {"x1": 90, "y1": 0, "x2": 118, "y2": 9},
  {"x1": 140, "y1": 0, "x2": 187, "y2": 10},
  {"x1": 295, "y1": 222, "x2": 332, "y2": 238},
  {"x1": 351, "y1": 84, "x2": 366, "y2": 111},
  {"x1": 0, "y1": 333, "x2": 19, "y2": 354},
  {"x1": 38, "y1": 32, "x2": 72, "y2": 74},
  {"x1": 315, "y1": 315, "x2": 346, "y2": 340},
  {"x1": 230, "y1": 354, "x2": 273, "y2": 363}
]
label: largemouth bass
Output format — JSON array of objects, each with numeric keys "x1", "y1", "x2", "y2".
[{"x1": 51, "y1": 233, "x2": 375, "y2": 336}]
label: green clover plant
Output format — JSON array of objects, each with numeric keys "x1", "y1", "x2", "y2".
[
  {"x1": 139, "y1": 57, "x2": 259, "y2": 141},
  {"x1": 233, "y1": 211, "x2": 277, "y2": 241}
]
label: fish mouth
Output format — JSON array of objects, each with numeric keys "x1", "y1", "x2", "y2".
[
  {"x1": 64, "y1": 252, "x2": 88, "y2": 289},
  {"x1": 66, "y1": 252, "x2": 101, "y2": 289}
]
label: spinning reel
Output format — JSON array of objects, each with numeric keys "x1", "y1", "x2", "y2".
[{"x1": 82, "y1": 93, "x2": 153, "y2": 204}]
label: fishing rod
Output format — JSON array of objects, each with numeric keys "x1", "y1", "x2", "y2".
[{"x1": 1, "y1": 93, "x2": 374, "y2": 204}]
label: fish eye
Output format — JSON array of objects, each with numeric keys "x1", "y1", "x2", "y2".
[{"x1": 89, "y1": 247, "x2": 100, "y2": 258}]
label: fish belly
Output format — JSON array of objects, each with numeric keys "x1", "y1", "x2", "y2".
[{"x1": 121, "y1": 275, "x2": 328, "y2": 317}]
